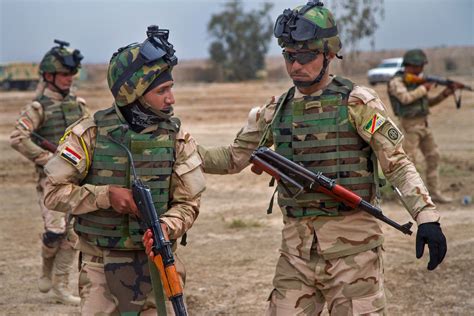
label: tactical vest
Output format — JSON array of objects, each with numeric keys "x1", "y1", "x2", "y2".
[
  {"x1": 271, "y1": 77, "x2": 375, "y2": 218},
  {"x1": 75, "y1": 107, "x2": 179, "y2": 250},
  {"x1": 388, "y1": 71, "x2": 429, "y2": 118},
  {"x1": 35, "y1": 94, "x2": 84, "y2": 143}
]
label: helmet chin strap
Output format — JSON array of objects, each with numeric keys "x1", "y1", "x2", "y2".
[
  {"x1": 138, "y1": 96, "x2": 174, "y2": 120},
  {"x1": 293, "y1": 52, "x2": 329, "y2": 88},
  {"x1": 43, "y1": 73, "x2": 69, "y2": 97}
]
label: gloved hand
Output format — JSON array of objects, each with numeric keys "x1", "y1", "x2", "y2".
[{"x1": 416, "y1": 222, "x2": 447, "y2": 270}]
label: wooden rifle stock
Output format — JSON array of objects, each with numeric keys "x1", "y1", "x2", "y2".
[
  {"x1": 133, "y1": 180, "x2": 187, "y2": 316},
  {"x1": 404, "y1": 73, "x2": 473, "y2": 91},
  {"x1": 31, "y1": 131, "x2": 58, "y2": 153},
  {"x1": 250, "y1": 147, "x2": 413, "y2": 235}
]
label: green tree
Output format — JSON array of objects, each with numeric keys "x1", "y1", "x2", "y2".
[{"x1": 208, "y1": 0, "x2": 274, "y2": 81}]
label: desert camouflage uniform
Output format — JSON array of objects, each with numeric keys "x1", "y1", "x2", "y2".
[
  {"x1": 199, "y1": 76, "x2": 440, "y2": 315},
  {"x1": 43, "y1": 106, "x2": 205, "y2": 315},
  {"x1": 388, "y1": 74, "x2": 451, "y2": 200},
  {"x1": 10, "y1": 81, "x2": 87, "y2": 300}
]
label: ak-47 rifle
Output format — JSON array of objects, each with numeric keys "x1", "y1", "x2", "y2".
[
  {"x1": 31, "y1": 131, "x2": 58, "y2": 153},
  {"x1": 250, "y1": 147, "x2": 413, "y2": 235},
  {"x1": 404, "y1": 73, "x2": 472, "y2": 109},
  {"x1": 108, "y1": 126, "x2": 187, "y2": 316}
]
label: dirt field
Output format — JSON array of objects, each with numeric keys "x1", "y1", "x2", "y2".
[{"x1": 0, "y1": 73, "x2": 473, "y2": 315}]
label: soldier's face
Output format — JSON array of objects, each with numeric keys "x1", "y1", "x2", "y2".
[
  {"x1": 45, "y1": 72, "x2": 74, "y2": 91},
  {"x1": 143, "y1": 81, "x2": 175, "y2": 112},
  {"x1": 283, "y1": 48, "x2": 334, "y2": 83},
  {"x1": 405, "y1": 64, "x2": 424, "y2": 75}
]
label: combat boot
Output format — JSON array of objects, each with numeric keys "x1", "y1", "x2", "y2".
[
  {"x1": 38, "y1": 243, "x2": 58, "y2": 293},
  {"x1": 52, "y1": 274, "x2": 80, "y2": 305},
  {"x1": 52, "y1": 246, "x2": 80, "y2": 305},
  {"x1": 430, "y1": 191, "x2": 453, "y2": 204}
]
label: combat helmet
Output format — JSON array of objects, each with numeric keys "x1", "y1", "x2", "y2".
[
  {"x1": 39, "y1": 39, "x2": 83, "y2": 75},
  {"x1": 274, "y1": 1, "x2": 341, "y2": 85},
  {"x1": 274, "y1": 1, "x2": 341, "y2": 54},
  {"x1": 107, "y1": 25, "x2": 178, "y2": 107},
  {"x1": 403, "y1": 49, "x2": 428, "y2": 66}
]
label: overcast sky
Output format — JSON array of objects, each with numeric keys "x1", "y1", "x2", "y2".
[{"x1": 1, "y1": 0, "x2": 473, "y2": 63}]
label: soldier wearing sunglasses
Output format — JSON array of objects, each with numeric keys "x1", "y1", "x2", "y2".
[
  {"x1": 42, "y1": 26, "x2": 205, "y2": 314},
  {"x1": 10, "y1": 39, "x2": 87, "y2": 305},
  {"x1": 196, "y1": 1, "x2": 447, "y2": 314}
]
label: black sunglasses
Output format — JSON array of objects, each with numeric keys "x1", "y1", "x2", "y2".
[{"x1": 282, "y1": 50, "x2": 320, "y2": 65}]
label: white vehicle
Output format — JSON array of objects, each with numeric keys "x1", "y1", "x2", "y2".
[{"x1": 367, "y1": 57, "x2": 403, "y2": 86}]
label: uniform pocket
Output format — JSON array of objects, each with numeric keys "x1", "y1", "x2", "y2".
[{"x1": 351, "y1": 289, "x2": 386, "y2": 315}]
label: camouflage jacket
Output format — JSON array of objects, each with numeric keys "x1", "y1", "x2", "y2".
[
  {"x1": 387, "y1": 75, "x2": 448, "y2": 109},
  {"x1": 9, "y1": 83, "x2": 88, "y2": 168},
  {"x1": 43, "y1": 114, "x2": 206, "y2": 257},
  {"x1": 199, "y1": 77, "x2": 440, "y2": 260}
]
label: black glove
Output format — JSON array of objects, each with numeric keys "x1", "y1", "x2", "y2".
[{"x1": 416, "y1": 222, "x2": 447, "y2": 270}]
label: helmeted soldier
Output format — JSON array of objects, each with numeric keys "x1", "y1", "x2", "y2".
[
  {"x1": 182, "y1": 2, "x2": 447, "y2": 314},
  {"x1": 388, "y1": 48, "x2": 460, "y2": 203},
  {"x1": 10, "y1": 39, "x2": 86, "y2": 305},
  {"x1": 42, "y1": 25, "x2": 205, "y2": 315}
]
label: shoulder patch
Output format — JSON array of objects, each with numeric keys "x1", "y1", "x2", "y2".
[
  {"x1": 60, "y1": 146, "x2": 82, "y2": 166},
  {"x1": 70, "y1": 117, "x2": 96, "y2": 136},
  {"x1": 76, "y1": 97, "x2": 87, "y2": 105},
  {"x1": 378, "y1": 118, "x2": 403, "y2": 145},
  {"x1": 18, "y1": 117, "x2": 33, "y2": 131},
  {"x1": 349, "y1": 86, "x2": 377, "y2": 105},
  {"x1": 363, "y1": 113, "x2": 386, "y2": 134},
  {"x1": 30, "y1": 101, "x2": 43, "y2": 110}
]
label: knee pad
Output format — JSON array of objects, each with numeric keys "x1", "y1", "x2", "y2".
[{"x1": 42, "y1": 231, "x2": 65, "y2": 248}]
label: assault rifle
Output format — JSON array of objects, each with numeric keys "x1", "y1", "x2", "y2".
[
  {"x1": 108, "y1": 126, "x2": 187, "y2": 316},
  {"x1": 31, "y1": 131, "x2": 58, "y2": 153},
  {"x1": 404, "y1": 73, "x2": 472, "y2": 109},
  {"x1": 250, "y1": 147, "x2": 413, "y2": 235}
]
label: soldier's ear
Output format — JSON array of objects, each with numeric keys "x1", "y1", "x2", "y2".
[
  {"x1": 327, "y1": 52, "x2": 336, "y2": 60},
  {"x1": 44, "y1": 72, "x2": 54, "y2": 82}
]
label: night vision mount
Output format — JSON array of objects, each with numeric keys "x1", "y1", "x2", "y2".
[
  {"x1": 142, "y1": 25, "x2": 178, "y2": 67},
  {"x1": 53, "y1": 39, "x2": 70, "y2": 49},
  {"x1": 51, "y1": 39, "x2": 83, "y2": 69}
]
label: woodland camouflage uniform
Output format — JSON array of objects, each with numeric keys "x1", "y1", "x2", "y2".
[
  {"x1": 43, "y1": 29, "x2": 205, "y2": 315},
  {"x1": 10, "y1": 40, "x2": 86, "y2": 305},
  {"x1": 199, "y1": 2, "x2": 444, "y2": 315}
]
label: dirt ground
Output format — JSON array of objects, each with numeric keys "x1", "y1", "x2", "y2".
[{"x1": 0, "y1": 74, "x2": 473, "y2": 315}]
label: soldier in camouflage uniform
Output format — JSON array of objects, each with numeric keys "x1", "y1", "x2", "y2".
[
  {"x1": 387, "y1": 49, "x2": 461, "y2": 203},
  {"x1": 10, "y1": 40, "x2": 86, "y2": 305},
  {"x1": 42, "y1": 26, "x2": 205, "y2": 315},
  {"x1": 194, "y1": 2, "x2": 447, "y2": 314}
]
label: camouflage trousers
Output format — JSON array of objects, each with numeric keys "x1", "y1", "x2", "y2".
[
  {"x1": 37, "y1": 174, "x2": 68, "y2": 235},
  {"x1": 79, "y1": 251, "x2": 186, "y2": 315},
  {"x1": 265, "y1": 246, "x2": 386, "y2": 315},
  {"x1": 401, "y1": 117, "x2": 441, "y2": 192},
  {"x1": 37, "y1": 174, "x2": 75, "y2": 253}
]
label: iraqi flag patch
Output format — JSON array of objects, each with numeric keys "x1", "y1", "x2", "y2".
[
  {"x1": 364, "y1": 113, "x2": 386, "y2": 134},
  {"x1": 18, "y1": 118, "x2": 33, "y2": 131},
  {"x1": 60, "y1": 146, "x2": 82, "y2": 166}
]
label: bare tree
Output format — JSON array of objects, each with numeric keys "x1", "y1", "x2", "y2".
[{"x1": 330, "y1": 0, "x2": 385, "y2": 73}]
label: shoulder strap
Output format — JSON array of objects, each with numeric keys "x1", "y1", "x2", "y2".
[{"x1": 258, "y1": 86, "x2": 295, "y2": 147}]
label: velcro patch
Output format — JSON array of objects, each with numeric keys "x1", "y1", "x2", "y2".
[
  {"x1": 364, "y1": 113, "x2": 386, "y2": 134},
  {"x1": 18, "y1": 118, "x2": 32, "y2": 131},
  {"x1": 60, "y1": 146, "x2": 82, "y2": 166},
  {"x1": 378, "y1": 119, "x2": 403, "y2": 145}
]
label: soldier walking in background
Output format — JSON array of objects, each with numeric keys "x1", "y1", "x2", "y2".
[
  {"x1": 191, "y1": 2, "x2": 447, "y2": 314},
  {"x1": 42, "y1": 26, "x2": 205, "y2": 315},
  {"x1": 388, "y1": 49, "x2": 462, "y2": 203},
  {"x1": 10, "y1": 40, "x2": 86, "y2": 305}
]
